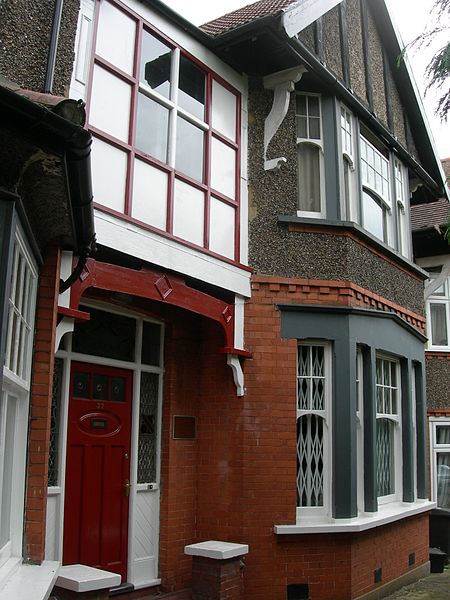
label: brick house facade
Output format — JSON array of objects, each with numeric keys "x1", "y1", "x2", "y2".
[{"x1": 0, "y1": 1, "x2": 448, "y2": 599}]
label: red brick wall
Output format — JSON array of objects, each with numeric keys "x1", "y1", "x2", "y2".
[
  {"x1": 192, "y1": 556, "x2": 244, "y2": 600},
  {"x1": 351, "y1": 514, "x2": 429, "y2": 598},
  {"x1": 25, "y1": 245, "x2": 61, "y2": 562}
]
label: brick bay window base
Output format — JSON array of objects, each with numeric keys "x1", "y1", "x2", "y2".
[{"x1": 185, "y1": 542, "x2": 248, "y2": 600}]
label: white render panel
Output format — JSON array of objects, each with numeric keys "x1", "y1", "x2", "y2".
[
  {"x1": 212, "y1": 80, "x2": 237, "y2": 141},
  {"x1": 209, "y1": 198, "x2": 235, "y2": 259},
  {"x1": 89, "y1": 66, "x2": 131, "y2": 142},
  {"x1": 91, "y1": 138, "x2": 127, "y2": 212},
  {"x1": 129, "y1": 489, "x2": 159, "y2": 584},
  {"x1": 211, "y1": 139, "x2": 236, "y2": 200},
  {"x1": 173, "y1": 180, "x2": 204, "y2": 246},
  {"x1": 132, "y1": 160, "x2": 168, "y2": 230},
  {"x1": 96, "y1": 0, "x2": 136, "y2": 75},
  {"x1": 94, "y1": 211, "x2": 251, "y2": 297}
]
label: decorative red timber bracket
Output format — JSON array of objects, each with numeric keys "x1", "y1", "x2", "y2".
[{"x1": 67, "y1": 259, "x2": 251, "y2": 395}]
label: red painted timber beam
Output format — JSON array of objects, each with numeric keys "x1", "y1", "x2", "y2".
[{"x1": 70, "y1": 259, "x2": 235, "y2": 349}]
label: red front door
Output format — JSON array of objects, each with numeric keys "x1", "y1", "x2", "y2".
[{"x1": 63, "y1": 362, "x2": 132, "y2": 582}]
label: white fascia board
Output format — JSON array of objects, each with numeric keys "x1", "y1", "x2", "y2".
[
  {"x1": 384, "y1": 0, "x2": 449, "y2": 201},
  {"x1": 94, "y1": 211, "x2": 251, "y2": 298},
  {"x1": 282, "y1": 0, "x2": 343, "y2": 39}
]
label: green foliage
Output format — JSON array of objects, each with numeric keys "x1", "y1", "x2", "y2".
[{"x1": 402, "y1": 0, "x2": 450, "y2": 121}]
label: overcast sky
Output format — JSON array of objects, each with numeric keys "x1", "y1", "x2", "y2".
[{"x1": 162, "y1": 0, "x2": 450, "y2": 160}]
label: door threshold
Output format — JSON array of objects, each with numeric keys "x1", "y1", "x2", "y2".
[{"x1": 109, "y1": 582, "x2": 134, "y2": 596}]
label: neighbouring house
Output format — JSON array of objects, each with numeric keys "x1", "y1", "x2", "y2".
[
  {"x1": 411, "y1": 158, "x2": 450, "y2": 555},
  {"x1": 0, "y1": 1, "x2": 448, "y2": 600}
]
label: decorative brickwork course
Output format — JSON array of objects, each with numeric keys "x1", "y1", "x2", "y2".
[{"x1": 25, "y1": 245, "x2": 60, "y2": 563}]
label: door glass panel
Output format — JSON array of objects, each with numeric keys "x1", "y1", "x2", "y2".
[
  {"x1": 136, "y1": 94, "x2": 169, "y2": 163},
  {"x1": 138, "y1": 373, "x2": 159, "y2": 483},
  {"x1": 178, "y1": 55, "x2": 205, "y2": 120},
  {"x1": 110, "y1": 377, "x2": 125, "y2": 402},
  {"x1": 140, "y1": 30, "x2": 171, "y2": 97},
  {"x1": 73, "y1": 372, "x2": 90, "y2": 399},
  {"x1": 93, "y1": 375, "x2": 108, "y2": 400},
  {"x1": 142, "y1": 322, "x2": 161, "y2": 366},
  {"x1": 72, "y1": 308, "x2": 136, "y2": 362}
]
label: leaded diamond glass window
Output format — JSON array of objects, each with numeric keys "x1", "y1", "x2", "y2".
[
  {"x1": 376, "y1": 418, "x2": 394, "y2": 497},
  {"x1": 48, "y1": 358, "x2": 63, "y2": 487},
  {"x1": 297, "y1": 415, "x2": 324, "y2": 507},
  {"x1": 297, "y1": 343, "x2": 329, "y2": 511},
  {"x1": 137, "y1": 372, "x2": 159, "y2": 483}
]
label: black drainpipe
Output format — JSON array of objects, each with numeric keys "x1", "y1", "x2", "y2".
[
  {"x1": 0, "y1": 85, "x2": 96, "y2": 291},
  {"x1": 44, "y1": 0, "x2": 65, "y2": 94}
]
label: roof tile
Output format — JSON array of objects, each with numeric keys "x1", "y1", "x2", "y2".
[{"x1": 201, "y1": 0, "x2": 298, "y2": 36}]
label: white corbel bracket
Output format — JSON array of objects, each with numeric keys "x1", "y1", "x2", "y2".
[
  {"x1": 55, "y1": 316, "x2": 75, "y2": 353},
  {"x1": 227, "y1": 354, "x2": 245, "y2": 397},
  {"x1": 425, "y1": 262, "x2": 450, "y2": 300},
  {"x1": 263, "y1": 66, "x2": 306, "y2": 171}
]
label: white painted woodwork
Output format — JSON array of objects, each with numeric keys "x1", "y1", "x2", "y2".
[
  {"x1": 132, "y1": 160, "x2": 168, "y2": 230},
  {"x1": 94, "y1": 211, "x2": 251, "y2": 297},
  {"x1": 45, "y1": 490, "x2": 60, "y2": 561},
  {"x1": 0, "y1": 560, "x2": 59, "y2": 600},
  {"x1": 89, "y1": 66, "x2": 132, "y2": 142},
  {"x1": 282, "y1": 0, "x2": 344, "y2": 38},
  {"x1": 263, "y1": 67, "x2": 306, "y2": 171},
  {"x1": 96, "y1": 0, "x2": 136, "y2": 75},
  {"x1": 129, "y1": 488, "x2": 160, "y2": 584},
  {"x1": 227, "y1": 355, "x2": 244, "y2": 397},
  {"x1": 69, "y1": 0, "x2": 95, "y2": 101},
  {"x1": 209, "y1": 198, "x2": 235, "y2": 259},
  {"x1": 173, "y1": 180, "x2": 205, "y2": 246},
  {"x1": 91, "y1": 138, "x2": 127, "y2": 212}
]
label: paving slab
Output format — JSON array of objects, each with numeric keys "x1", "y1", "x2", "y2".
[{"x1": 383, "y1": 568, "x2": 450, "y2": 599}]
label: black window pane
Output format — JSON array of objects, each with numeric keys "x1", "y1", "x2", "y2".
[
  {"x1": 308, "y1": 96, "x2": 320, "y2": 117},
  {"x1": 178, "y1": 55, "x2": 205, "y2": 120},
  {"x1": 110, "y1": 377, "x2": 125, "y2": 402},
  {"x1": 142, "y1": 322, "x2": 161, "y2": 366},
  {"x1": 73, "y1": 372, "x2": 90, "y2": 399},
  {"x1": 140, "y1": 30, "x2": 171, "y2": 97},
  {"x1": 175, "y1": 117, "x2": 204, "y2": 182},
  {"x1": 136, "y1": 94, "x2": 169, "y2": 163},
  {"x1": 72, "y1": 307, "x2": 136, "y2": 362},
  {"x1": 93, "y1": 374, "x2": 108, "y2": 400}
]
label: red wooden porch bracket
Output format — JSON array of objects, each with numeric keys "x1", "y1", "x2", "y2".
[{"x1": 70, "y1": 259, "x2": 235, "y2": 350}]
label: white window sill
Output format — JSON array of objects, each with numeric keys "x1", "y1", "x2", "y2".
[
  {"x1": 0, "y1": 560, "x2": 59, "y2": 600},
  {"x1": 274, "y1": 500, "x2": 436, "y2": 534}
]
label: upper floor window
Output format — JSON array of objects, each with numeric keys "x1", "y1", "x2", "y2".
[
  {"x1": 360, "y1": 135, "x2": 391, "y2": 244},
  {"x1": 88, "y1": 0, "x2": 241, "y2": 262},
  {"x1": 427, "y1": 267, "x2": 450, "y2": 348},
  {"x1": 296, "y1": 94, "x2": 324, "y2": 217},
  {"x1": 296, "y1": 342, "x2": 331, "y2": 517},
  {"x1": 340, "y1": 106, "x2": 357, "y2": 222},
  {"x1": 430, "y1": 419, "x2": 450, "y2": 509}
]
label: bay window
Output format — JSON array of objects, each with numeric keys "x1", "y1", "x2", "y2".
[
  {"x1": 375, "y1": 356, "x2": 401, "y2": 502},
  {"x1": 88, "y1": 0, "x2": 241, "y2": 261},
  {"x1": 340, "y1": 105, "x2": 358, "y2": 222},
  {"x1": 297, "y1": 343, "x2": 331, "y2": 516},
  {"x1": 0, "y1": 222, "x2": 38, "y2": 569},
  {"x1": 296, "y1": 94, "x2": 324, "y2": 217},
  {"x1": 360, "y1": 135, "x2": 391, "y2": 245}
]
